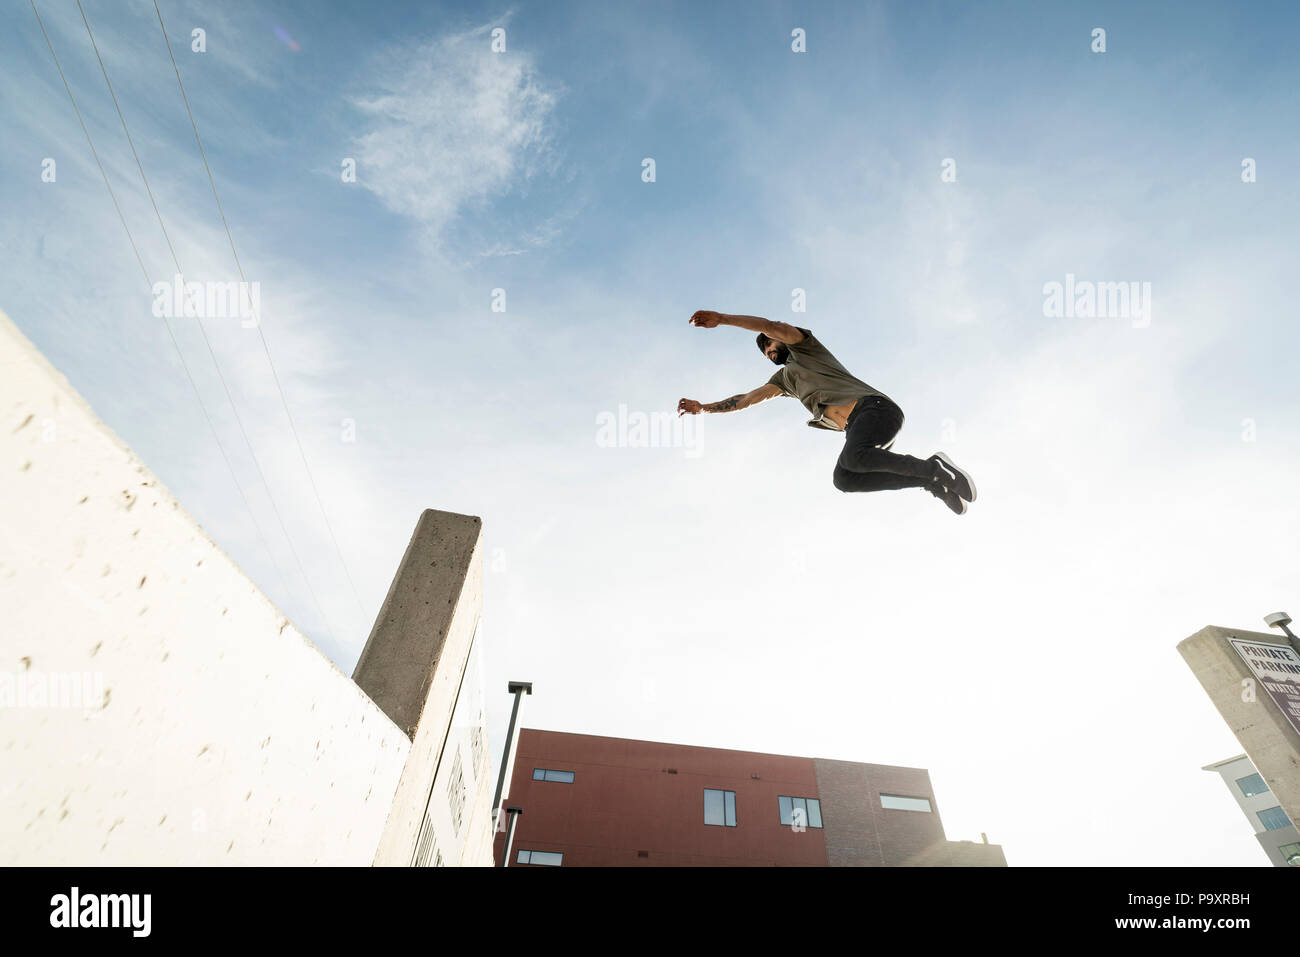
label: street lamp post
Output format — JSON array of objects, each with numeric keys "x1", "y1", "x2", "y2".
[
  {"x1": 492, "y1": 681, "x2": 532, "y2": 839},
  {"x1": 1264, "y1": 611, "x2": 1300, "y2": 657},
  {"x1": 500, "y1": 806, "x2": 523, "y2": 868}
]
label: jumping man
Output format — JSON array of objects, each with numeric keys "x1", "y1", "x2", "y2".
[{"x1": 677, "y1": 310, "x2": 976, "y2": 514}]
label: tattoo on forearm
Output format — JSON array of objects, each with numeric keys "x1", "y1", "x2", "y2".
[{"x1": 705, "y1": 394, "x2": 745, "y2": 413}]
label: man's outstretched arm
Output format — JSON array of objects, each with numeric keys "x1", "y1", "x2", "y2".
[
  {"x1": 678, "y1": 383, "x2": 783, "y2": 416},
  {"x1": 689, "y1": 309, "x2": 805, "y2": 344}
]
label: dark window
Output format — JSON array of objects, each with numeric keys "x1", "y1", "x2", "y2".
[
  {"x1": 1258, "y1": 806, "x2": 1292, "y2": 832},
  {"x1": 446, "y1": 750, "x2": 466, "y2": 835},
  {"x1": 517, "y1": 849, "x2": 563, "y2": 866},
  {"x1": 880, "y1": 794, "x2": 933, "y2": 812},
  {"x1": 779, "y1": 795, "x2": 823, "y2": 828},
  {"x1": 1235, "y1": 772, "x2": 1269, "y2": 798},
  {"x1": 704, "y1": 788, "x2": 737, "y2": 826},
  {"x1": 780, "y1": 795, "x2": 821, "y2": 826},
  {"x1": 470, "y1": 725, "x2": 484, "y2": 780},
  {"x1": 532, "y1": 768, "x2": 575, "y2": 783}
]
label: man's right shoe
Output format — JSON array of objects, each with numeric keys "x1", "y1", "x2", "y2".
[
  {"x1": 925, "y1": 482, "x2": 967, "y2": 515},
  {"x1": 930, "y1": 452, "x2": 977, "y2": 502}
]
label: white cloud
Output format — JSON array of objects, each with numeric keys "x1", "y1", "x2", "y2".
[{"x1": 347, "y1": 19, "x2": 560, "y2": 249}]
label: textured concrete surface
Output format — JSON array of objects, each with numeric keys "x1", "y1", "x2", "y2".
[
  {"x1": 353, "y1": 509, "x2": 482, "y2": 738},
  {"x1": 0, "y1": 308, "x2": 408, "y2": 865},
  {"x1": 355, "y1": 508, "x2": 492, "y2": 865}
]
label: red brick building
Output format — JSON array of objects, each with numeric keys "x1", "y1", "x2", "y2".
[{"x1": 493, "y1": 729, "x2": 1006, "y2": 866}]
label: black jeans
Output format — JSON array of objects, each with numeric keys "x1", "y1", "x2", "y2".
[{"x1": 832, "y1": 396, "x2": 935, "y2": 493}]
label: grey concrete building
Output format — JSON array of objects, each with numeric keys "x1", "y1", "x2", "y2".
[
  {"x1": 1203, "y1": 754, "x2": 1300, "y2": 867},
  {"x1": 1178, "y1": 624, "x2": 1300, "y2": 850}
]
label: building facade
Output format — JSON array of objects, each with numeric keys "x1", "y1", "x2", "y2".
[
  {"x1": 493, "y1": 729, "x2": 1005, "y2": 866},
  {"x1": 1179, "y1": 624, "x2": 1300, "y2": 848},
  {"x1": 1203, "y1": 754, "x2": 1300, "y2": 867}
]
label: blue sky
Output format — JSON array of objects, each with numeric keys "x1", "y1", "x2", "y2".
[{"x1": 5, "y1": 0, "x2": 1300, "y2": 865}]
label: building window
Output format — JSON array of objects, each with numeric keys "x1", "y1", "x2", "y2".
[
  {"x1": 778, "y1": 795, "x2": 823, "y2": 828},
  {"x1": 471, "y1": 723, "x2": 485, "y2": 781},
  {"x1": 532, "y1": 768, "x2": 575, "y2": 783},
  {"x1": 1235, "y1": 772, "x2": 1269, "y2": 798},
  {"x1": 881, "y1": 794, "x2": 933, "y2": 812},
  {"x1": 412, "y1": 818, "x2": 440, "y2": 867},
  {"x1": 1279, "y1": 842, "x2": 1300, "y2": 867},
  {"x1": 446, "y1": 750, "x2": 466, "y2": 836},
  {"x1": 704, "y1": 788, "x2": 737, "y2": 827},
  {"x1": 1258, "y1": 806, "x2": 1292, "y2": 832},
  {"x1": 517, "y1": 849, "x2": 563, "y2": 866}
]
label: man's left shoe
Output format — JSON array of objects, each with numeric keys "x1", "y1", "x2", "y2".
[{"x1": 930, "y1": 452, "x2": 977, "y2": 502}]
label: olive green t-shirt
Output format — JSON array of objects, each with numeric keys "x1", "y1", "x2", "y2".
[{"x1": 766, "y1": 327, "x2": 894, "y2": 431}]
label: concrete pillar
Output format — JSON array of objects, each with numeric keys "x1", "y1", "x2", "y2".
[
  {"x1": 353, "y1": 509, "x2": 485, "y2": 865},
  {"x1": 1178, "y1": 625, "x2": 1300, "y2": 828}
]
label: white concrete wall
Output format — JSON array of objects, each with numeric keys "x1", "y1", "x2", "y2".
[
  {"x1": 0, "y1": 308, "x2": 408, "y2": 864},
  {"x1": 409, "y1": 628, "x2": 495, "y2": 866}
]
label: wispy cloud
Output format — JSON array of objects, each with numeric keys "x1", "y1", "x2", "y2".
[{"x1": 347, "y1": 16, "x2": 560, "y2": 252}]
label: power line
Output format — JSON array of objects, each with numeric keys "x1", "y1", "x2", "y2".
[
  {"x1": 28, "y1": 0, "x2": 296, "y2": 608},
  {"x1": 71, "y1": 0, "x2": 341, "y2": 645},
  {"x1": 151, "y1": 0, "x2": 370, "y2": 627}
]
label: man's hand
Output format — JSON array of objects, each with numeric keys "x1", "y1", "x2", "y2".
[
  {"x1": 688, "y1": 310, "x2": 803, "y2": 344},
  {"x1": 678, "y1": 384, "x2": 782, "y2": 417}
]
